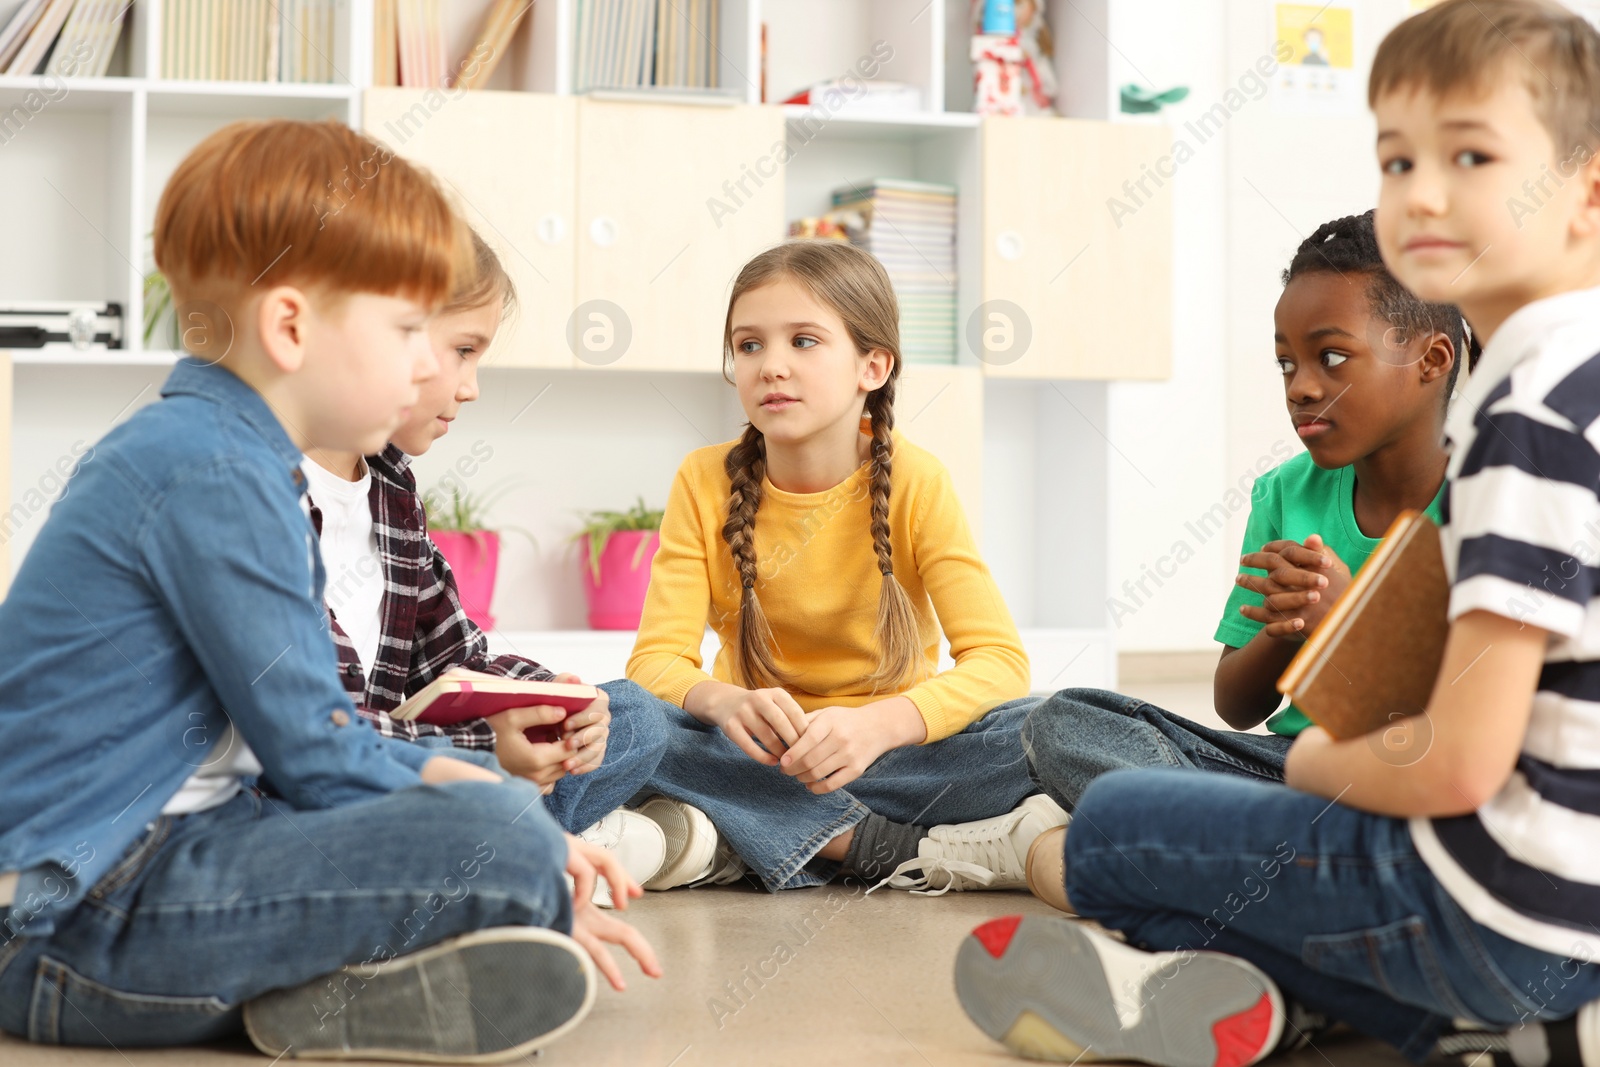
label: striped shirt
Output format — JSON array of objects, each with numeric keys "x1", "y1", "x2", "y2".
[{"x1": 1410, "y1": 285, "x2": 1600, "y2": 957}]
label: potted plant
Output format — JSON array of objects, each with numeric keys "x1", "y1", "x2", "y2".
[
  {"x1": 423, "y1": 481, "x2": 529, "y2": 632},
  {"x1": 574, "y1": 497, "x2": 664, "y2": 630}
]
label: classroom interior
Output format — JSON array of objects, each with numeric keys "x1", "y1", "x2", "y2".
[{"x1": 0, "y1": 0, "x2": 1470, "y2": 1063}]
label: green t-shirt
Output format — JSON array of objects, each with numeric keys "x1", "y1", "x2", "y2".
[{"x1": 1214, "y1": 452, "x2": 1447, "y2": 737}]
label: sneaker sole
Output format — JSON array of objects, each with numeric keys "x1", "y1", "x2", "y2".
[
  {"x1": 955, "y1": 915, "x2": 1282, "y2": 1067},
  {"x1": 637, "y1": 798, "x2": 717, "y2": 891},
  {"x1": 244, "y1": 927, "x2": 596, "y2": 1064}
]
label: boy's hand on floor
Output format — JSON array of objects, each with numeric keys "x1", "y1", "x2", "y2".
[
  {"x1": 552, "y1": 673, "x2": 610, "y2": 775},
  {"x1": 565, "y1": 833, "x2": 642, "y2": 912},
  {"x1": 1235, "y1": 535, "x2": 1351, "y2": 639},
  {"x1": 487, "y1": 706, "x2": 572, "y2": 788},
  {"x1": 570, "y1": 906, "x2": 662, "y2": 992},
  {"x1": 702, "y1": 686, "x2": 810, "y2": 766}
]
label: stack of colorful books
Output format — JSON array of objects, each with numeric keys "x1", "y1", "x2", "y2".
[
  {"x1": 0, "y1": 0, "x2": 127, "y2": 76},
  {"x1": 831, "y1": 178, "x2": 959, "y2": 364},
  {"x1": 158, "y1": 0, "x2": 336, "y2": 82},
  {"x1": 573, "y1": 0, "x2": 721, "y2": 93}
]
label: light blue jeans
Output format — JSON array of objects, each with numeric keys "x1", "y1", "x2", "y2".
[
  {"x1": 544, "y1": 679, "x2": 672, "y2": 833},
  {"x1": 1066, "y1": 769, "x2": 1600, "y2": 1061},
  {"x1": 642, "y1": 698, "x2": 1044, "y2": 891},
  {"x1": 0, "y1": 780, "x2": 570, "y2": 1047},
  {"x1": 1023, "y1": 687, "x2": 1291, "y2": 809}
]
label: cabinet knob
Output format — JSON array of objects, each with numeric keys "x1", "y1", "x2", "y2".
[
  {"x1": 537, "y1": 213, "x2": 567, "y2": 245},
  {"x1": 995, "y1": 230, "x2": 1025, "y2": 262},
  {"x1": 588, "y1": 216, "x2": 619, "y2": 247}
]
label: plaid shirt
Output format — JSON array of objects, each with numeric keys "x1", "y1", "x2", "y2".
[{"x1": 307, "y1": 445, "x2": 553, "y2": 750}]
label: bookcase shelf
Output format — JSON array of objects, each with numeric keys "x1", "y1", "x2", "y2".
[{"x1": 0, "y1": 0, "x2": 1171, "y2": 696}]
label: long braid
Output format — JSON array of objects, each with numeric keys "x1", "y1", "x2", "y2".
[
  {"x1": 721, "y1": 424, "x2": 790, "y2": 689},
  {"x1": 862, "y1": 381, "x2": 922, "y2": 692},
  {"x1": 719, "y1": 238, "x2": 922, "y2": 695}
]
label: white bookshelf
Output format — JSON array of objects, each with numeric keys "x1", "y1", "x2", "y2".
[{"x1": 0, "y1": 0, "x2": 1177, "y2": 695}]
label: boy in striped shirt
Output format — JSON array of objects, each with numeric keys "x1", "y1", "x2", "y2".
[{"x1": 954, "y1": 3, "x2": 1600, "y2": 1065}]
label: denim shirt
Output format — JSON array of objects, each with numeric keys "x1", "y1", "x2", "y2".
[{"x1": 0, "y1": 359, "x2": 432, "y2": 936}]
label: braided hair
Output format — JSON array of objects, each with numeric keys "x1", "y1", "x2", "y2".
[
  {"x1": 719, "y1": 241, "x2": 922, "y2": 693},
  {"x1": 1281, "y1": 209, "x2": 1480, "y2": 393}
]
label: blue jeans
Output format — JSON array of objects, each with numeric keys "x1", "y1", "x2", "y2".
[
  {"x1": 1023, "y1": 688, "x2": 1290, "y2": 809},
  {"x1": 543, "y1": 680, "x2": 671, "y2": 833},
  {"x1": 0, "y1": 780, "x2": 570, "y2": 1047},
  {"x1": 1065, "y1": 769, "x2": 1600, "y2": 1062},
  {"x1": 643, "y1": 698, "x2": 1044, "y2": 891}
]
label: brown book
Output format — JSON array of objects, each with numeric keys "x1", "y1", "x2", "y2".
[{"x1": 1276, "y1": 510, "x2": 1450, "y2": 739}]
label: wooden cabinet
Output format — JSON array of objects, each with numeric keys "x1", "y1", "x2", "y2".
[
  {"x1": 364, "y1": 89, "x2": 577, "y2": 369},
  {"x1": 364, "y1": 91, "x2": 784, "y2": 373},
  {"x1": 979, "y1": 117, "x2": 1172, "y2": 380},
  {"x1": 575, "y1": 99, "x2": 784, "y2": 372},
  {"x1": 896, "y1": 363, "x2": 984, "y2": 544}
]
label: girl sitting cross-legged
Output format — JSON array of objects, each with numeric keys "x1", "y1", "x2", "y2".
[{"x1": 626, "y1": 239, "x2": 1066, "y2": 894}]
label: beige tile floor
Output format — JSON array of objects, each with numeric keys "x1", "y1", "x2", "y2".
[{"x1": 0, "y1": 681, "x2": 1409, "y2": 1066}]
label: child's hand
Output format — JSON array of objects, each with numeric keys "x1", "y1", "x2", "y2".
[
  {"x1": 702, "y1": 686, "x2": 810, "y2": 766},
  {"x1": 1236, "y1": 534, "x2": 1352, "y2": 640},
  {"x1": 553, "y1": 673, "x2": 610, "y2": 776},
  {"x1": 418, "y1": 754, "x2": 503, "y2": 785},
  {"x1": 569, "y1": 905, "x2": 662, "y2": 992},
  {"x1": 486, "y1": 706, "x2": 571, "y2": 787},
  {"x1": 780, "y1": 699, "x2": 922, "y2": 793},
  {"x1": 564, "y1": 832, "x2": 641, "y2": 912}
]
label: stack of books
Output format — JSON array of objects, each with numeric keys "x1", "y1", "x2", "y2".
[
  {"x1": 831, "y1": 179, "x2": 959, "y2": 364},
  {"x1": 573, "y1": 0, "x2": 721, "y2": 93},
  {"x1": 0, "y1": 0, "x2": 127, "y2": 76},
  {"x1": 373, "y1": 0, "x2": 522, "y2": 90},
  {"x1": 160, "y1": 0, "x2": 336, "y2": 82}
]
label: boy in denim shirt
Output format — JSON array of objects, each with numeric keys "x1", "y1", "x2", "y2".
[{"x1": 0, "y1": 119, "x2": 656, "y2": 1062}]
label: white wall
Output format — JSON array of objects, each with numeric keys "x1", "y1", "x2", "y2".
[{"x1": 1063, "y1": 0, "x2": 1412, "y2": 653}]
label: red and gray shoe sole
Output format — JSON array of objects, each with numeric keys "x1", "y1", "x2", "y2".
[{"x1": 955, "y1": 915, "x2": 1282, "y2": 1067}]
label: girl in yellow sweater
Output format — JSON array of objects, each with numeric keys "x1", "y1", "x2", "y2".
[{"x1": 627, "y1": 240, "x2": 1066, "y2": 893}]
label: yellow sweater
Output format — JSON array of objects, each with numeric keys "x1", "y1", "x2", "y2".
[{"x1": 626, "y1": 432, "x2": 1029, "y2": 743}]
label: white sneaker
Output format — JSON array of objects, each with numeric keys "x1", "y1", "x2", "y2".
[
  {"x1": 955, "y1": 914, "x2": 1283, "y2": 1065},
  {"x1": 872, "y1": 794, "x2": 1069, "y2": 895},
  {"x1": 635, "y1": 796, "x2": 745, "y2": 890},
  {"x1": 576, "y1": 809, "x2": 667, "y2": 908}
]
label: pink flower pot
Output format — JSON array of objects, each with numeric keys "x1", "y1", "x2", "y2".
[
  {"x1": 581, "y1": 530, "x2": 660, "y2": 630},
  {"x1": 431, "y1": 530, "x2": 500, "y2": 632}
]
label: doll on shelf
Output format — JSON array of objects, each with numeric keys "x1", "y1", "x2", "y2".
[{"x1": 970, "y1": 0, "x2": 1057, "y2": 117}]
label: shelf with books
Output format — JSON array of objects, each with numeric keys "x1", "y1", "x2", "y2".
[{"x1": 0, "y1": 0, "x2": 1163, "y2": 670}]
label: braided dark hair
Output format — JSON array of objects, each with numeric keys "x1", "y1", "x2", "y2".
[{"x1": 1281, "y1": 209, "x2": 1480, "y2": 393}]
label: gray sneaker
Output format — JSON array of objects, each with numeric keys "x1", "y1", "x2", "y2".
[
  {"x1": 955, "y1": 914, "x2": 1282, "y2": 1066},
  {"x1": 244, "y1": 927, "x2": 595, "y2": 1063}
]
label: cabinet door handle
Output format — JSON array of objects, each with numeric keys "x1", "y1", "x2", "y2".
[
  {"x1": 537, "y1": 213, "x2": 567, "y2": 245},
  {"x1": 588, "y1": 216, "x2": 619, "y2": 248},
  {"x1": 995, "y1": 230, "x2": 1025, "y2": 262}
]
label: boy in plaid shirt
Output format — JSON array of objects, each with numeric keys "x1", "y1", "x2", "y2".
[{"x1": 302, "y1": 232, "x2": 673, "y2": 902}]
